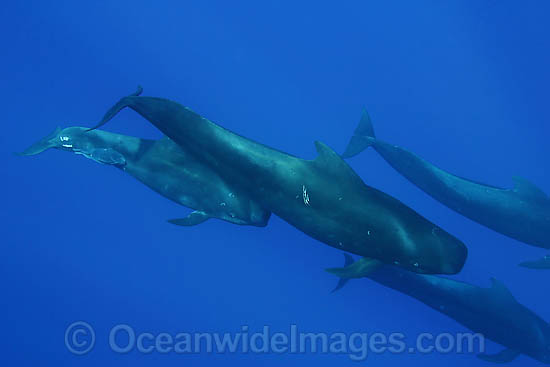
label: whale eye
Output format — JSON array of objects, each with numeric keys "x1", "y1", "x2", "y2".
[{"x1": 59, "y1": 136, "x2": 70, "y2": 142}]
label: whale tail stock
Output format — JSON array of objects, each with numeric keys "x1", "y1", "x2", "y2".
[
  {"x1": 17, "y1": 126, "x2": 63, "y2": 156},
  {"x1": 326, "y1": 254, "x2": 382, "y2": 293},
  {"x1": 342, "y1": 109, "x2": 376, "y2": 159},
  {"x1": 87, "y1": 85, "x2": 143, "y2": 132}
]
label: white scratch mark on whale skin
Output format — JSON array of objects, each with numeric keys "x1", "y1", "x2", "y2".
[{"x1": 302, "y1": 185, "x2": 310, "y2": 206}]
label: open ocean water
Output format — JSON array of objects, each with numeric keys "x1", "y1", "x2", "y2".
[{"x1": 2, "y1": 1, "x2": 550, "y2": 366}]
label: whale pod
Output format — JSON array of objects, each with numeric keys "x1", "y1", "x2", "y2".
[{"x1": 88, "y1": 88, "x2": 468, "y2": 275}]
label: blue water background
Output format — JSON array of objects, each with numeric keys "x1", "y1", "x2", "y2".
[{"x1": 2, "y1": 1, "x2": 549, "y2": 365}]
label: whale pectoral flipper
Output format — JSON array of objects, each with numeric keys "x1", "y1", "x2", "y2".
[
  {"x1": 326, "y1": 255, "x2": 382, "y2": 293},
  {"x1": 477, "y1": 348, "x2": 520, "y2": 363},
  {"x1": 512, "y1": 176, "x2": 549, "y2": 201},
  {"x1": 89, "y1": 148, "x2": 126, "y2": 166},
  {"x1": 342, "y1": 109, "x2": 376, "y2": 159},
  {"x1": 168, "y1": 211, "x2": 210, "y2": 226}
]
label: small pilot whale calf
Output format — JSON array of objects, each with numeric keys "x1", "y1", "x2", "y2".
[
  {"x1": 519, "y1": 255, "x2": 550, "y2": 270},
  {"x1": 20, "y1": 126, "x2": 271, "y2": 227},
  {"x1": 343, "y1": 110, "x2": 550, "y2": 249},
  {"x1": 328, "y1": 254, "x2": 550, "y2": 364},
  {"x1": 87, "y1": 87, "x2": 467, "y2": 275}
]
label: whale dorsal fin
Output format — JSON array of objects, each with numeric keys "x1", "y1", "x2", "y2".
[
  {"x1": 512, "y1": 176, "x2": 548, "y2": 201},
  {"x1": 490, "y1": 278, "x2": 517, "y2": 303},
  {"x1": 477, "y1": 348, "x2": 520, "y2": 363},
  {"x1": 313, "y1": 141, "x2": 364, "y2": 187}
]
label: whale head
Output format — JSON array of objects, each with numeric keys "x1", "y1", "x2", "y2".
[
  {"x1": 19, "y1": 126, "x2": 127, "y2": 167},
  {"x1": 429, "y1": 226, "x2": 469, "y2": 275},
  {"x1": 390, "y1": 223, "x2": 468, "y2": 275}
]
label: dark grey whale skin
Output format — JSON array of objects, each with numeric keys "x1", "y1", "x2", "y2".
[
  {"x1": 334, "y1": 255, "x2": 550, "y2": 364},
  {"x1": 89, "y1": 88, "x2": 467, "y2": 275},
  {"x1": 343, "y1": 110, "x2": 550, "y2": 249},
  {"x1": 20, "y1": 126, "x2": 270, "y2": 227}
]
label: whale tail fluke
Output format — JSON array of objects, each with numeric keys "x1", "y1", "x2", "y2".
[
  {"x1": 18, "y1": 126, "x2": 63, "y2": 156},
  {"x1": 327, "y1": 254, "x2": 382, "y2": 293},
  {"x1": 342, "y1": 109, "x2": 376, "y2": 159},
  {"x1": 328, "y1": 253, "x2": 355, "y2": 293},
  {"x1": 87, "y1": 86, "x2": 143, "y2": 132}
]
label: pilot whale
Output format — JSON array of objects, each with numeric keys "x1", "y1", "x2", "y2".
[
  {"x1": 343, "y1": 111, "x2": 550, "y2": 249},
  {"x1": 88, "y1": 87, "x2": 467, "y2": 275},
  {"x1": 20, "y1": 126, "x2": 270, "y2": 227},
  {"x1": 519, "y1": 255, "x2": 550, "y2": 270},
  {"x1": 328, "y1": 254, "x2": 550, "y2": 364}
]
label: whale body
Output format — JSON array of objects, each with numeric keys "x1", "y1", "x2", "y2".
[
  {"x1": 519, "y1": 255, "x2": 550, "y2": 270},
  {"x1": 21, "y1": 126, "x2": 271, "y2": 227},
  {"x1": 329, "y1": 254, "x2": 550, "y2": 364},
  {"x1": 343, "y1": 111, "x2": 550, "y2": 249},
  {"x1": 88, "y1": 87, "x2": 468, "y2": 275}
]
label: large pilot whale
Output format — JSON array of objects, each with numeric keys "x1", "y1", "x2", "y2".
[
  {"x1": 343, "y1": 111, "x2": 550, "y2": 249},
  {"x1": 87, "y1": 87, "x2": 467, "y2": 275},
  {"x1": 20, "y1": 126, "x2": 270, "y2": 227},
  {"x1": 328, "y1": 254, "x2": 550, "y2": 364}
]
